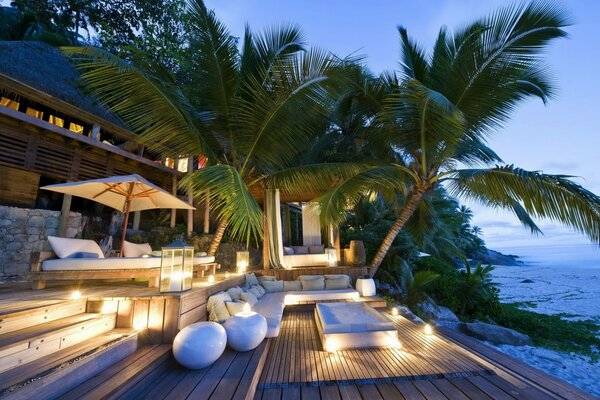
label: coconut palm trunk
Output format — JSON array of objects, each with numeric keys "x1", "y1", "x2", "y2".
[
  {"x1": 369, "y1": 186, "x2": 427, "y2": 276},
  {"x1": 208, "y1": 218, "x2": 228, "y2": 256}
]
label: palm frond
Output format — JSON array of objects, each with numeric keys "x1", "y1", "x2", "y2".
[
  {"x1": 61, "y1": 46, "x2": 214, "y2": 160},
  {"x1": 180, "y1": 165, "x2": 263, "y2": 244},
  {"x1": 447, "y1": 165, "x2": 600, "y2": 243},
  {"x1": 397, "y1": 25, "x2": 429, "y2": 81}
]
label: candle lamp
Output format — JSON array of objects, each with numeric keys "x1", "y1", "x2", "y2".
[
  {"x1": 160, "y1": 239, "x2": 194, "y2": 293},
  {"x1": 236, "y1": 250, "x2": 249, "y2": 274},
  {"x1": 326, "y1": 244, "x2": 337, "y2": 267}
]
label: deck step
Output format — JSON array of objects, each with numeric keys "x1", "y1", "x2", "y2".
[
  {"x1": 0, "y1": 299, "x2": 87, "y2": 335},
  {"x1": 0, "y1": 312, "x2": 117, "y2": 373},
  {"x1": 0, "y1": 329, "x2": 139, "y2": 400},
  {"x1": 58, "y1": 344, "x2": 173, "y2": 400}
]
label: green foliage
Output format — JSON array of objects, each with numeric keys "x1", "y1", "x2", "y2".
[{"x1": 491, "y1": 304, "x2": 600, "y2": 360}]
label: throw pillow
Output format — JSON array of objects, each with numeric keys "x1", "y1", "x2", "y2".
[
  {"x1": 283, "y1": 280, "x2": 302, "y2": 292},
  {"x1": 299, "y1": 275, "x2": 325, "y2": 291},
  {"x1": 48, "y1": 236, "x2": 105, "y2": 259},
  {"x1": 283, "y1": 246, "x2": 294, "y2": 255},
  {"x1": 225, "y1": 301, "x2": 249, "y2": 315},
  {"x1": 207, "y1": 291, "x2": 232, "y2": 322},
  {"x1": 252, "y1": 284, "x2": 266, "y2": 297},
  {"x1": 261, "y1": 280, "x2": 284, "y2": 293},
  {"x1": 245, "y1": 273, "x2": 259, "y2": 287},
  {"x1": 308, "y1": 245, "x2": 325, "y2": 254},
  {"x1": 240, "y1": 291, "x2": 258, "y2": 306},
  {"x1": 258, "y1": 275, "x2": 277, "y2": 286},
  {"x1": 226, "y1": 286, "x2": 243, "y2": 300},
  {"x1": 122, "y1": 240, "x2": 153, "y2": 258},
  {"x1": 324, "y1": 275, "x2": 350, "y2": 290},
  {"x1": 249, "y1": 286, "x2": 262, "y2": 299},
  {"x1": 292, "y1": 246, "x2": 309, "y2": 254}
]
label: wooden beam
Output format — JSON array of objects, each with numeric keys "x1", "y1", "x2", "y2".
[{"x1": 58, "y1": 194, "x2": 72, "y2": 237}]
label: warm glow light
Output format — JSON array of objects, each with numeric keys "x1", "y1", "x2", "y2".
[
  {"x1": 71, "y1": 290, "x2": 81, "y2": 300},
  {"x1": 391, "y1": 307, "x2": 399, "y2": 316},
  {"x1": 208, "y1": 275, "x2": 215, "y2": 283},
  {"x1": 325, "y1": 338, "x2": 339, "y2": 353},
  {"x1": 243, "y1": 303, "x2": 251, "y2": 313},
  {"x1": 101, "y1": 301, "x2": 117, "y2": 314},
  {"x1": 424, "y1": 324, "x2": 433, "y2": 335},
  {"x1": 133, "y1": 316, "x2": 148, "y2": 331},
  {"x1": 225, "y1": 271, "x2": 230, "y2": 278}
]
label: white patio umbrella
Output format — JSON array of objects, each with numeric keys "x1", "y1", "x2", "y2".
[{"x1": 42, "y1": 174, "x2": 195, "y2": 255}]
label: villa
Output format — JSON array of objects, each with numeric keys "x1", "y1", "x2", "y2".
[{"x1": 1, "y1": 1, "x2": 599, "y2": 399}]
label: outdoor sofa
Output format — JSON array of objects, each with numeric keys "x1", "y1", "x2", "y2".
[
  {"x1": 282, "y1": 245, "x2": 329, "y2": 268},
  {"x1": 30, "y1": 237, "x2": 218, "y2": 289},
  {"x1": 207, "y1": 273, "x2": 360, "y2": 337}
]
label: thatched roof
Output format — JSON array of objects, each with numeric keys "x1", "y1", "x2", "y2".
[{"x1": 0, "y1": 40, "x2": 125, "y2": 128}]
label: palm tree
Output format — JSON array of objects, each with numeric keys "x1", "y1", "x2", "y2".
[
  {"x1": 318, "y1": 1, "x2": 600, "y2": 276},
  {"x1": 63, "y1": 0, "x2": 363, "y2": 257}
]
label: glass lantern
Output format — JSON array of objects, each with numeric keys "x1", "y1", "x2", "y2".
[
  {"x1": 160, "y1": 239, "x2": 194, "y2": 292},
  {"x1": 326, "y1": 244, "x2": 337, "y2": 267},
  {"x1": 236, "y1": 250, "x2": 249, "y2": 274}
]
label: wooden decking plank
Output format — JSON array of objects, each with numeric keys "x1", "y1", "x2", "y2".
[
  {"x1": 412, "y1": 380, "x2": 449, "y2": 400},
  {"x1": 431, "y1": 379, "x2": 471, "y2": 400},
  {"x1": 261, "y1": 387, "x2": 282, "y2": 400},
  {"x1": 232, "y1": 339, "x2": 271, "y2": 400},
  {"x1": 393, "y1": 381, "x2": 427, "y2": 400},
  {"x1": 483, "y1": 374, "x2": 557, "y2": 400},
  {"x1": 133, "y1": 367, "x2": 189, "y2": 400},
  {"x1": 466, "y1": 376, "x2": 517, "y2": 400},
  {"x1": 375, "y1": 382, "x2": 406, "y2": 400},
  {"x1": 281, "y1": 386, "x2": 301, "y2": 400},
  {"x1": 111, "y1": 356, "x2": 172, "y2": 399},
  {"x1": 337, "y1": 384, "x2": 363, "y2": 400},
  {"x1": 209, "y1": 349, "x2": 255, "y2": 400},
  {"x1": 184, "y1": 349, "x2": 237, "y2": 399},
  {"x1": 320, "y1": 385, "x2": 341, "y2": 400},
  {"x1": 444, "y1": 377, "x2": 495, "y2": 400},
  {"x1": 357, "y1": 383, "x2": 383, "y2": 399},
  {"x1": 301, "y1": 385, "x2": 321, "y2": 400}
]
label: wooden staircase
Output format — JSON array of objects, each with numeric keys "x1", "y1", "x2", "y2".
[{"x1": 0, "y1": 298, "x2": 140, "y2": 399}]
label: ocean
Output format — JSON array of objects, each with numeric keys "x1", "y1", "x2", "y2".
[{"x1": 495, "y1": 243, "x2": 600, "y2": 269}]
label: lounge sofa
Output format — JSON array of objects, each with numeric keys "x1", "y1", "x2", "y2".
[
  {"x1": 282, "y1": 245, "x2": 329, "y2": 268},
  {"x1": 207, "y1": 273, "x2": 360, "y2": 337},
  {"x1": 30, "y1": 236, "x2": 218, "y2": 289}
]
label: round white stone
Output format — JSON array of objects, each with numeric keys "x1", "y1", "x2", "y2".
[
  {"x1": 356, "y1": 278, "x2": 377, "y2": 297},
  {"x1": 223, "y1": 312, "x2": 267, "y2": 352},
  {"x1": 173, "y1": 321, "x2": 226, "y2": 369}
]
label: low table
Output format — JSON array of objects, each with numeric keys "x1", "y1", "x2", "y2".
[{"x1": 315, "y1": 302, "x2": 399, "y2": 351}]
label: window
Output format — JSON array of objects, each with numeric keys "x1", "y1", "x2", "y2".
[
  {"x1": 48, "y1": 115, "x2": 64, "y2": 127},
  {"x1": 26, "y1": 107, "x2": 43, "y2": 119},
  {"x1": 177, "y1": 157, "x2": 189, "y2": 173},
  {"x1": 69, "y1": 122, "x2": 84, "y2": 134},
  {"x1": 0, "y1": 97, "x2": 19, "y2": 110}
]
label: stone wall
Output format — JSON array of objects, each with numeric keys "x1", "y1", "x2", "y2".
[{"x1": 0, "y1": 206, "x2": 85, "y2": 281}]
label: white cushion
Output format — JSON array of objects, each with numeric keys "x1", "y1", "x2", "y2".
[
  {"x1": 283, "y1": 253, "x2": 328, "y2": 267},
  {"x1": 240, "y1": 291, "x2": 258, "y2": 306},
  {"x1": 308, "y1": 245, "x2": 324, "y2": 254},
  {"x1": 249, "y1": 286, "x2": 263, "y2": 299},
  {"x1": 283, "y1": 280, "x2": 302, "y2": 292},
  {"x1": 258, "y1": 275, "x2": 277, "y2": 285},
  {"x1": 283, "y1": 246, "x2": 294, "y2": 255},
  {"x1": 225, "y1": 301, "x2": 248, "y2": 315},
  {"x1": 315, "y1": 302, "x2": 394, "y2": 334},
  {"x1": 41, "y1": 256, "x2": 161, "y2": 271},
  {"x1": 261, "y1": 280, "x2": 284, "y2": 293},
  {"x1": 245, "y1": 273, "x2": 259, "y2": 287},
  {"x1": 299, "y1": 275, "x2": 325, "y2": 291},
  {"x1": 207, "y1": 292, "x2": 232, "y2": 322},
  {"x1": 48, "y1": 236, "x2": 104, "y2": 259},
  {"x1": 226, "y1": 287, "x2": 243, "y2": 300},
  {"x1": 252, "y1": 284, "x2": 266, "y2": 298},
  {"x1": 194, "y1": 255, "x2": 215, "y2": 264},
  {"x1": 122, "y1": 241, "x2": 152, "y2": 258},
  {"x1": 253, "y1": 293, "x2": 286, "y2": 338},
  {"x1": 284, "y1": 289, "x2": 360, "y2": 304}
]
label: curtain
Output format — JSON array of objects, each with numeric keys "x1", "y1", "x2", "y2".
[
  {"x1": 266, "y1": 188, "x2": 286, "y2": 269},
  {"x1": 302, "y1": 203, "x2": 321, "y2": 246}
]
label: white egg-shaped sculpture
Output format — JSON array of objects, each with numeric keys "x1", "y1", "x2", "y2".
[{"x1": 173, "y1": 321, "x2": 226, "y2": 369}]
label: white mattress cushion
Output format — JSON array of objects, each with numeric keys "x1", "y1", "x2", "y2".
[
  {"x1": 284, "y1": 288, "x2": 359, "y2": 304},
  {"x1": 122, "y1": 241, "x2": 152, "y2": 258},
  {"x1": 253, "y1": 293, "x2": 286, "y2": 338},
  {"x1": 48, "y1": 236, "x2": 104, "y2": 259},
  {"x1": 42, "y1": 256, "x2": 161, "y2": 271},
  {"x1": 316, "y1": 303, "x2": 394, "y2": 334},
  {"x1": 193, "y1": 255, "x2": 215, "y2": 264},
  {"x1": 283, "y1": 253, "x2": 328, "y2": 268}
]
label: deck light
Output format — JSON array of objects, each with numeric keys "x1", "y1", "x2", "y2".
[
  {"x1": 133, "y1": 315, "x2": 148, "y2": 331},
  {"x1": 391, "y1": 306, "x2": 399, "y2": 316},
  {"x1": 71, "y1": 290, "x2": 81, "y2": 300},
  {"x1": 160, "y1": 239, "x2": 193, "y2": 293},
  {"x1": 236, "y1": 251, "x2": 249, "y2": 274},
  {"x1": 326, "y1": 244, "x2": 338, "y2": 267},
  {"x1": 325, "y1": 338, "x2": 339, "y2": 353},
  {"x1": 424, "y1": 324, "x2": 433, "y2": 335},
  {"x1": 208, "y1": 274, "x2": 215, "y2": 284},
  {"x1": 225, "y1": 271, "x2": 230, "y2": 278}
]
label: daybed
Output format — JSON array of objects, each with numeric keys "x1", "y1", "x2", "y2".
[
  {"x1": 282, "y1": 245, "x2": 329, "y2": 268},
  {"x1": 207, "y1": 273, "x2": 360, "y2": 338},
  {"x1": 30, "y1": 237, "x2": 218, "y2": 289}
]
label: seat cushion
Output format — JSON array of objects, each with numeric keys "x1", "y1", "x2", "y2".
[
  {"x1": 299, "y1": 275, "x2": 325, "y2": 291},
  {"x1": 324, "y1": 274, "x2": 351, "y2": 290},
  {"x1": 42, "y1": 256, "x2": 161, "y2": 271},
  {"x1": 253, "y1": 293, "x2": 286, "y2": 338},
  {"x1": 308, "y1": 245, "x2": 324, "y2": 254},
  {"x1": 283, "y1": 254, "x2": 328, "y2": 268},
  {"x1": 261, "y1": 280, "x2": 284, "y2": 293},
  {"x1": 122, "y1": 241, "x2": 152, "y2": 258},
  {"x1": 284, "y1": 289, "x2": 360, "y2": 304},
  {"x1": 193, "y1": 255, "x2": 215, "y2": 264},
  {"x1": 283, "y1": 280, "x2": 302, "y2": 292},
  {"x1": 48, "y1": 236, "x2": 104, "y2": 259},
  {"x1": 292, "y1": 246, "x2": 309, "y2": 254}
]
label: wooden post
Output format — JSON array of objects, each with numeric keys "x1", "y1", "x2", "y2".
[
  {"x1": 263, "y1": 209, "x2": 270, "y2": 270},
  {"x1": 91, "y1": 124, "x2": 101, "y2": 141},
  {"x1": 58, "y1": 194, "x2": 72, "y2": 237},
  {"x1": 331, "y1": 225, "x2": 341, "y2": 263},
  {"x1": 284, "y1": 204, "x2": 292, "y2": 244},
  {"x1": 132, "y1": 211, "x2": 141, "y2": 231},
  {"x1": 186, "y1": 157, "x2": 194, "y2": 237},
  {"x1": 170, "y1": 174, "x2": 177, "y2": 228},
  {"x1": 203, "y1": 193, "x2": 210, "y2": 234}
]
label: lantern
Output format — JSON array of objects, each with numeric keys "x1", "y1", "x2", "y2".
[
  {"x1": 236, "y1": 250, "x2": 250, "y2": 273},
  {"x1": 326, "y1": 244, "x2": 337, "y2": 267},
  {"x1": 160, "y1": 239, "x2": 194, "y2": 292}
]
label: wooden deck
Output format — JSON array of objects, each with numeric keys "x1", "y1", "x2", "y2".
[{"x1": 259, "y1": 311, "x2": 491, "y2": 388}]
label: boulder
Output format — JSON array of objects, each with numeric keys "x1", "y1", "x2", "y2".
[
  {"x1": 419, "y1": 300, "x2": 460, "y2": 323},
  {"x1": 462, "y1": 321, "x2": 532, "y2": 346}
]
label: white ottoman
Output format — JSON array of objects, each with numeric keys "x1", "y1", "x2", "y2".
[
  {"x1": 355, "y1": 278, "x2": 376, "y2": 297},
  {"x1": 173, "y1": 321, "x2": 226, "y2": 369},
  {"x1": 223, "y1": 311, "x2": 267, "y2": 352}
]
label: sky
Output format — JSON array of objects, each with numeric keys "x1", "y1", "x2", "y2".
[{"x1": 205, "y1": 0, "x2": 600, "y2": 250}]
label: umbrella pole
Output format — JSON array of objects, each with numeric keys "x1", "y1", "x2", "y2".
[{"x1": 119, "y1": 183, "x2": 135, "y2": 257}]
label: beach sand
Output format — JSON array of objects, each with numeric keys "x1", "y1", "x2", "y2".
[{"x1": 489, "y1": 264, "x2": 600, "y2": 397}]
